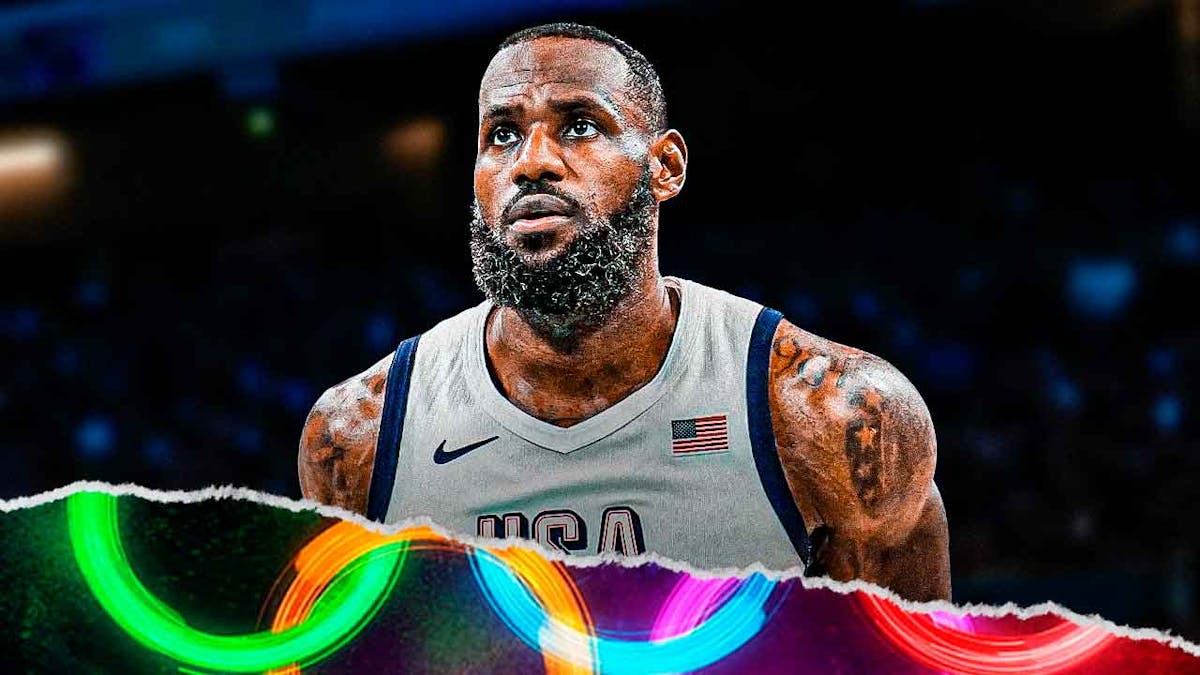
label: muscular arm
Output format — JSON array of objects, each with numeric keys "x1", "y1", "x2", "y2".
[
  {"x1": 769, "y1": 319, "x2": 951, "y2": 601},
  {"x1": 297, "y1": 355, "x2": 392, "y2": 515}
]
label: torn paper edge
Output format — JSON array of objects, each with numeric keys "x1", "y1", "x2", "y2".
[{"x1": 4, "y1": 480, "x2": 1198, "y2": 658}]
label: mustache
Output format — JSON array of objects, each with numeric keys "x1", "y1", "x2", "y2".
[{"x1": 500, "y1": 181, "x2": 584, "y2": 225}]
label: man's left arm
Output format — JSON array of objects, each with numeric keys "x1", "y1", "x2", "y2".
[{"x1": 768, "y1": 319, "x2": 951, "y2": 601}]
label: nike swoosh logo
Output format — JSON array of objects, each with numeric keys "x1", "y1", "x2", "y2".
[{"x1": 433, "y1": 436, "x2": 500, "y2": 464}]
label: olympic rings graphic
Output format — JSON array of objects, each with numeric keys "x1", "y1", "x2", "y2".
[
  {"x1": 68, "y1": 492, "x2": 774, "y2": 673},
  {"x1": 67, "y1": 491, "x2": 1119, "y2": 674}
]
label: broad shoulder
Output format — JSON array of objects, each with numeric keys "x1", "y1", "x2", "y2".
[
  {"x1": 297, "y1": 351, "x2": 395, "y2": 512},
  {"x1": 767, "y1": 318, "x2": 936, "y2": 532}
]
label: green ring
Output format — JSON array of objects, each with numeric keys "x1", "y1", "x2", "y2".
[{"x1": 67, "y1": 491, "x2": 406, "y2": 672}]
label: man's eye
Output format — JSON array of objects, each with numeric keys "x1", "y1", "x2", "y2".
[
  {"x1": 564, "y1": 120, "x2": 599, "y2": 138},
  {"x1": 489, "y1": 127, "x2": 519, "y2": 146}
]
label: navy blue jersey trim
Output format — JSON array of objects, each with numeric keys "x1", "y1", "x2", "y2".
[
  {"x1": 747, "y1": 307, "x2": 813, "y2": 566},
  {"x1": 366, "y1": 335, "x2": 421, "y2": 522}
]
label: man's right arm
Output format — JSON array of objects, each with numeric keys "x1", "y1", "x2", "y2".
[{"x1": 297, "y1": 355, "x2": 392, "y2": 515}]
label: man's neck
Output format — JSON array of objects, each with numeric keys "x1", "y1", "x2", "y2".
[{"x1": 484, "y1": 273, "x2": 681, "y2": 428}]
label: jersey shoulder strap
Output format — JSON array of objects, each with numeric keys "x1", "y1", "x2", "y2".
[
  {"x1": 366, "y1": 334, "x2": 422, "y2": 522},
  {"x1": 746, "y1": 307, "x2": 813, "y2": 566}
]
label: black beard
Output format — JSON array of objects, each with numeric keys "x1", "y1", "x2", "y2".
[{"x1": 469, "y1": 168, "x2": 656, "y2": 343}]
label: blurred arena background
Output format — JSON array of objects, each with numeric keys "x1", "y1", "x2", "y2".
[{"x1": 1, "y1": 0, "x2": 1197, "y2": 639}]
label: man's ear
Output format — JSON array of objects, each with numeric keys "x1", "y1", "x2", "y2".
[{"x1": 650, "y1": 130, "x2": 687, "y2": 203}]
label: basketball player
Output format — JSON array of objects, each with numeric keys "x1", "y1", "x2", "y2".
[{"x1": 299, "y1": 23, "x2": 950, "y2": 601}]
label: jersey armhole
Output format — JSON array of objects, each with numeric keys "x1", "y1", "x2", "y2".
[
  {"x1": 746, "y1": 307, "x2": 814, "y2": 566},
  {"x1": 366, "y1": 335, "x2": 422, "y2": 522}
]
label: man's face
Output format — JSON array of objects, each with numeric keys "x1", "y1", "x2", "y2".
[{"x1": 471, "y1": 37, "x2": 657, "y2": 336}]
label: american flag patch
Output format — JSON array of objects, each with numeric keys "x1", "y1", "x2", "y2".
[{"x1": 670, "y1": 415, "x2": 730, "y2": 455}]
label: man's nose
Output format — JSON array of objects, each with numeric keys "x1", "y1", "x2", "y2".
[{"x1": 512, "y1": 125, "x2": 566, "y2": 185}]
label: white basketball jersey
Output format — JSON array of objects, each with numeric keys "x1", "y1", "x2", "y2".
[{"x1": 365, "y1": 277, "x2": 812, "y2": 571}]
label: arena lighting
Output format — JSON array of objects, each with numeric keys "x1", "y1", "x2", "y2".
[
  {"x1": 0, "y1": 137, "x2": 61, "y2": 176},
  {"x1": 383, "y1": 116, "x2": 446, "y2": 173},
  {"x1": 245, "y1": 107, "x2": 275, "y2": 138},
  {"x1": 0, "y1": 134, "x2": 69, "y2": 222},
  {"x1": 0, "y1": 134, "x2": 67, "y2": 199}
]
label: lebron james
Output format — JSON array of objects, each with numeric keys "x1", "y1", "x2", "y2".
[{"x1": 299, "y1": 23, "x2": 951, "y2": 601}]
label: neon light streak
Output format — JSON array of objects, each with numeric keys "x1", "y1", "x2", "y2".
[
  {"x1": 266, "y1": 522, "x2": 437, "y2": 675},
  {"x1": 68, "y1": 492, "x2": 404, "y2": 672},
  {"x1": 267, "y1": 524, "x2": 595, "y2": 675},
  {"x1": 471, "y1": 549, "x2": 776, "y2": 674},
  {"x1": 485, "y1": 546, "x2": 596, "y2": 675},
  {"x1": 651, "y1": 577, "x2": 742, "y2": 639},
  {"x1": 70, "y1": 491, "x2": 1122, "y2": 674},
  {"x1": 859, "y1": 591, "x2": 1116, "y2": 674}
]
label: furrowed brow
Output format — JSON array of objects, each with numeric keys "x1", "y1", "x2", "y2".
[
  {"x1": 481, "y1": 103, "x2": 520, "y2": 123},
  {"x1": 479, "y1": 93, "x2": 625, "y2": 127},
  {"x1": 549, "y1": 95, "x2": 622, "y2": 122}
]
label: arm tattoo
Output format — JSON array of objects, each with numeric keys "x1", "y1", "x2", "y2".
[
  {"x1": 298, "y1": 365, "x2": 389, "y2": 513},
  {"x1": 772, "y1": 332, "x2": 893, "y2": 510},
  {"x1": 844, "y1": 388, "x2": 886, "y2": 509},
  {"x1": 774, "y1": 335, "x2": 851, "y2": 390},
  {"x1": 769, "y1": 321, "x2": 947, "y2": 600}
]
